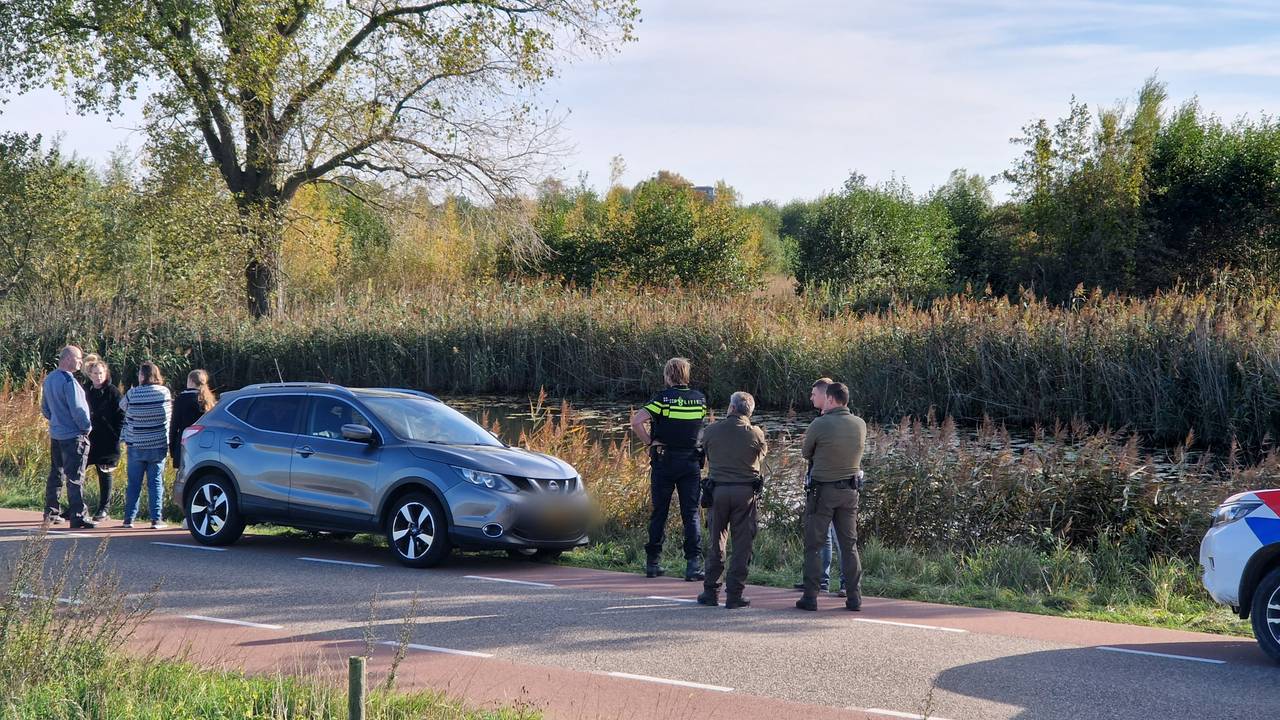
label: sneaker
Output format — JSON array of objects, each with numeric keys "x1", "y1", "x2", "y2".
[
  {"x1": 792, "y1": 581, "x2": 828, "y2": 592},
  {"x1": 92, "y1": 511, "x2": 107, "y2": 522},
  {"x1": 150, "y1": 521, "x2": 168, "y2": 530},
  {"x1": 43, "y1": 512, "x2": 65, "y2": 525},
  {"x1": 69, "y1": 517, "x2": 97, "y2": 530},
  {"x1": 834, "y1": 588, "x2": 847, "y2": 598},
  {"x1": 121, "y1": 520, "x2": 134, "y2": 529}
]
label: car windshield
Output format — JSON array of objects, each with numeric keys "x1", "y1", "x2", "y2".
[{"x1": 359, "y1": 395, "x2": 502, "y2": 446}]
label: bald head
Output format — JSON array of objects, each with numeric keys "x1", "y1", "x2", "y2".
[{"x1": 57, "y1": 345, "x2": 83, "y2": 372}]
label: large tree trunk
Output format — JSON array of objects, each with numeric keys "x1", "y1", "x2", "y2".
[{"x1": 237, "y1": 193, "x2": 287, "y2": 319}]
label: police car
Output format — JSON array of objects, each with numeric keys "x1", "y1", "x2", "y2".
[{"x1": 1200, "y1": 489, "x2": 1280, "y2": 662}]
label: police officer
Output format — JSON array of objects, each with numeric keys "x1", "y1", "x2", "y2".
[
  {"x1": 696, "y1": 391, "x2": 767, "y2": 609},
  {"x1": 630, "y1": 357, "x2": 708, "y2": 580},
  {"x1": 792, "y1": 377, "x2": 847, "y2": 595},
  {"x1": 796, "y1": 381, "x2": 866, "y2": 612}
]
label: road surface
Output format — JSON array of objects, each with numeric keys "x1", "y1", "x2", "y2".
[{"x1": 0, "y1": 508, "x2": 1275, "y2": 720}]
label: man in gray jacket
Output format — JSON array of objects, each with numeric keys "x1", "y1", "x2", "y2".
[{"x1": 41, "y1": 345, "x2": 96, "y2": 528}]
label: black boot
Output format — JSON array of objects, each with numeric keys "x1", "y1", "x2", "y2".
[
  {"x1": 795, "y1": 595, "x2": 818, "y2": 611},
  {"x1": 696, "y1": 588, "x2": 719, "y2": 606},
  {"x1": 725, "y1": 596, "x2": 751, "y2": 610},
  {"x1": 684, "y1": 558, "x2": 705, "y2": 582},
  {"x1": 645, "y1": 559, "x2": 665, "y2": 578}
]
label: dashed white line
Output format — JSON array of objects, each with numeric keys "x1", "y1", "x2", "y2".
[
  {"x1": 1097, "y1": 646, "x2": 1226, "y2": 665},
  {"x1": 151, "y1": 542, "x2": 226, "y2": 552},
  {"x1": 464, "y1": 575, "x2": 557, "y2": 588},
  {"x1": 18, "y1": 592, "x2": 82, "y2": 605},
  {"x1": 865, "y1": 709, "x2": 957, "y2": 720},
  {"x1": 181, "y1": 614, "x2": 283, "y2": 630},
  {"x1": 854, "y1": 618, "x2": 968, "y2": 634},
  {"x1": 297, "y1": 557, "x2": 381, "y2": 568},
  {"x1": 606, "y1": 672, "x2": 733, "y2": 693},
  {"x1": 383, "y1": 641, "x2": 493, "y2": 658},
  {"x1": 645, "y1": 595, "x2": 698, "y2": 603}
]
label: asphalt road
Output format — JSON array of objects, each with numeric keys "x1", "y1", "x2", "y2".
[{"x1": 1, "y1": 509, "x2": 1276, "y2": 720}]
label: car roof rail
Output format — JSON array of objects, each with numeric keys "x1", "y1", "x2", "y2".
[
  {"x1": 239, "y1": 382, "x2": 354, "y2": 396},
  {"x1": 360, "y1": 387, "x2": 441, "y2": 402}
]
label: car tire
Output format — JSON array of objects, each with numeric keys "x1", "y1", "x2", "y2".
[
  {"x1": 386, "y1": 493, "x2": 451, "y2": 568},
  {"x1": 185, "y1": 474, "x2": 246, "y2": 547},
  {"x1": 1251, "y1": 566, "x2": 1280, "y2": 664}
]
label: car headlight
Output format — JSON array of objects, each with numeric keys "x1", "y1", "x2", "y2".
[
  {"x1": 1212, "y1": 501, "x2": 1261, "y2": 527},
  {"x1": 454, "y1": 467, "x2": 519, "y2": 494}
]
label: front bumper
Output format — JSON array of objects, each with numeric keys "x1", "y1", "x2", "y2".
[
  {"x1": 1200, "y1": 520, "x2": 1257, "y2": 607},
  {"x1": 444, "y1": 481, "x2": 592, "y2": 551}
]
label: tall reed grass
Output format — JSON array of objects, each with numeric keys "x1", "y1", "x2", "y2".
[{"x1": 6, "y1": 282, "x2": 1280, "y2": 449}]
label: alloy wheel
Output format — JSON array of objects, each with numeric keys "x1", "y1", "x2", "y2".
[
  {"x1": 1269, "y1": 583, "x2": 1280, "y2": 646},
  {"x1": 189, "y1": 482, "x2": 228, "y2": 538},
  {"x1": 391, "y1": 502, "x2": 436, "y2": 561}
]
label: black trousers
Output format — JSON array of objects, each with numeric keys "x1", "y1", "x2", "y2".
[{"x1": 645, "y1": 447, "x2": 702, "y2": 562}]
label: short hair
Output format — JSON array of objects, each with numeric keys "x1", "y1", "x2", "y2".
[
  {"x1": 812, "y1": 377, "x2": 833, "y2": 390},
  {"x1": 664, "y1": 357, "x2": 692, "y2": 386},
  {"x1": 825, "y1": 382, "x2": 849, "y2": 406},
  {"x1": 728, "y1": 391, "x2": 755, "y2": 417},
  {"x1": 58, "y1": 345, "x2": 82, "y2": 361}
]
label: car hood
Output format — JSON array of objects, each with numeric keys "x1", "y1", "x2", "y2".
[{"x1": 407, "y1": 442, "x2": 577, "y2": 479}]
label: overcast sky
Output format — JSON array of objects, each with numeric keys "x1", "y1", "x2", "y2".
[{"x1": 4, "y1": 0, "x2": 1280, "y2": 203}]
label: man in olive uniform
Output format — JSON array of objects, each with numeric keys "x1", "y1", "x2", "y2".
[
  {"x1": 630, "y1": 357, "x2": 709, "y2": 580},
  {"x1": 697, "y1": 391, "x2": 767, "y2": 609},
  {"x1": 796, "y1": 381, "x2": 866, "y2": 612}
]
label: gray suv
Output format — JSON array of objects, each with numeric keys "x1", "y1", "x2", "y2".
[{"x1": 174, "y1": 383, "x2": 591, "y2": 567}]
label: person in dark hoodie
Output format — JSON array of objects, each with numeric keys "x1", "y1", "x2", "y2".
[{"x1": 83, "y1": 358, "x2": 124, "y2": 521}]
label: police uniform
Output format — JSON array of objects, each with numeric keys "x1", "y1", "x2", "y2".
[
  {"x1": 698, "y1": 413, "x2": 767, "y2": 607},
  {"x1": 642, "y1": 385, "x2": 708, "y2": 578},
  {"x1": 798, "y1": 406, "x2": 866, "y2": 610}
]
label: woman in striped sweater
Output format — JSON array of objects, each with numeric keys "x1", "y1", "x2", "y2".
[{"x1": 120, "y1": 361, "x2": 173, "y2": 529}]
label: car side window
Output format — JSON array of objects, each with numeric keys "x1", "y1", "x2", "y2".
[
  {"x1": 227, "y1": 398, "x2": 254, "y2": 422},
  {"x1": 306, "y1": 398, "x2": 372, "y2": 440},
  {"x1": 243, "y1": 395, "x2": 304, "y2": 434}
]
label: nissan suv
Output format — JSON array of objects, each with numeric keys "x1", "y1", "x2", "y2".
[
  {"x1": 174, "y1": 383, "x2": 591, "y2": 567},
  {"x1": 1200, "y1": 489, "x2": 1280, "y2": 663}
]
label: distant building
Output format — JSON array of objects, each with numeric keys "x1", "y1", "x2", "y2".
[{"x1": 692, "y1": 185, "x2": 716, "y2": 201}]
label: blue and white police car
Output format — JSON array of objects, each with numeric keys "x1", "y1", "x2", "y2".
[{"x1": 1200, "y1": 489, "x2": 1280, "y2": 663}]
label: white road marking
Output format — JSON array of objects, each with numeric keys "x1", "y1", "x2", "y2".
[
  {"x1": 645, "y1": 595, "x2": 698, "y2": 603},
  {"x1": 181, "y1": 614, "x2": 283, "y2": 630},
  {"x1": 602, "y1": 603, "x2": 688, "y2": 610},
  {"x1": 464, "y1": 575, "x2": 557, "y2": 588},
  {"x1": 606, "y1": 672, "x2": 733, "y2": 693},
  {"x1": 865, "y1": 709, "x2": 958, "y2": 720},
  {"x1": 854, "y1": 618, "x2": 968, "y2": 634},
  {"x1": 18, "y1": 592, "x2": 82, "y2": 605},
  {"x1": 383, "y1": 641, "x2": 493, "y2": 658},
  {"x1": 1097, "y1": 646, "x2": 1226, "y2": 665},
  {"x1": 297, "y1": 557, "x2": 381, "y2": 568},
  {"x1": 151, "y1": 542, "x2": 226, "y2": 552}
]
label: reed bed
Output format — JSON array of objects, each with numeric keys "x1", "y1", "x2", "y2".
[{"x1": 6, "y1": 282, "x2": 1280, "y2": 449}]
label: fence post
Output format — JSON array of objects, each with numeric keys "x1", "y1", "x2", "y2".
[{"x1": 348, "y1": 655, "x2": 366, "y2": 720}]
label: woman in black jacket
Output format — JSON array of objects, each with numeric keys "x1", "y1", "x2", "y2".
[
  {"x1": 170, "y1": 369, "x2": 216, "y2": 471},
  {"x1": 83, "y1": 359, "x2": 124, "y2": 521}
]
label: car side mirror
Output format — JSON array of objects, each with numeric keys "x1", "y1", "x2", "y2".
[{"x1": 342, "y1": 424, "x2": 374, "y2": 443}]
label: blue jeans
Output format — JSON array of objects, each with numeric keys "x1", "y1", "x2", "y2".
[
  {"x1": 821, "y1": 523, "x2": 847, "y2": 587},
  {"x1": 124, "y1": 446, "x2": 167, "y2": 523}
]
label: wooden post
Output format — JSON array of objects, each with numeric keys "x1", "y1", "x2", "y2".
[{"x1": 348, "y1": 656, "x2": 366, "y2": 720}]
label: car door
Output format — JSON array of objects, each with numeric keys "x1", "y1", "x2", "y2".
[
  {"x1": 288, "y1": 395, "x2": 382, "y2": 530},
  {"x1": 222, "y1": 393, "x2": 307, "y2": 519}
]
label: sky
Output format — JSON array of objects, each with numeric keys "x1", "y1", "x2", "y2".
[{"x1": 4, "y1": 0, "x2": 1280, "y2": 204}]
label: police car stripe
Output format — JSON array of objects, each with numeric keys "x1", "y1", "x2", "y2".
[{"x1": 1246, "y1": 517, "x2": 1280, "y2": 545}]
